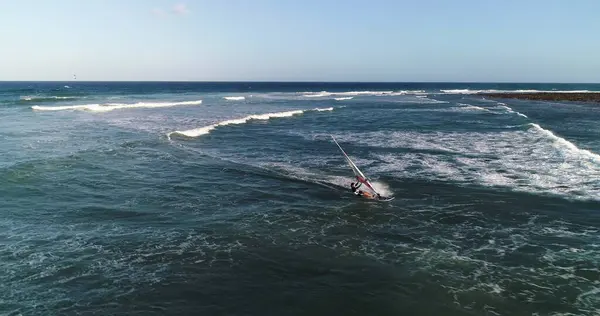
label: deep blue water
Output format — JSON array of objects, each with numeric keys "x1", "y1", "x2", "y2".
[{"x1": 1, "y1": 82, "x2": 599, "y2": 315}]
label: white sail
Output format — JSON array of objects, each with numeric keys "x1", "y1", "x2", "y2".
[{"x1": 331, "y1": 135, "x2": 380, "y2": 195}]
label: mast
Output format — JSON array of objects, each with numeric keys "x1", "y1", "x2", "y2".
[{"x1": 331, "y1": 135, "x2": 379, "y2": 195}]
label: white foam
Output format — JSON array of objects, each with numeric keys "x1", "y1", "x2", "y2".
[
  {"x1": 303, "y1": 91, "x2": 332, "y2": 98},
  {"x1": 253, "y1": 160, "x2": 393, "y2": 197},
  {"x1": 496, "y1": 104, "x2": 529, "y2": 118},
  {"x1": 418, "y1": 98, "x2": 449, "y2": 104},
  {"x1": 223, "y1": 96, "x2": 245, "y2": 101},
  {"x1": 169, "y1": 107, "x2": 333, "y2": 139},
  {"x1": 326, "y1": 127, "x2": 600, "y2": 200},
  {"x1": 370, "y1": 181, "x2": 393, "y2": 197},
  {"x1": 250, "y1": 90, "x2": 426, "y2": 102},
  {"x1": 20, "y1": 96, "x2": 76, "y2": 101},
  {"x1": 456, "y1": 103, "x2": 490, "y2": 112},
  {"x1": 31, "y1": 100, "x2": 203, "y2": 112},
  {"x1": 441, "y1": 89, "x2": 483, "y2": 94},
  {"x1": 388, "y1": 97, "x2": 449, "y2": 104},
  {"x1": 302, "y1": 90, "x2": 418, "y2": 98},
  {"x1": 343, "y1": 90, "x2": 394, "y2": 95},
  {"x1": 528, "y1": 123, "x2": 600, "y2": 164}
]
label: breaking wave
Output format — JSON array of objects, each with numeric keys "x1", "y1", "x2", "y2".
[
  {"x1": 302, "y1": 90, "x2": 425, "y2": 98},
  {"x1": 168, "y1": 107, "x2": 335, "y2": 139},
  {"x1": 321, "y1": 121, "x2": 600, "y2": 200},
  {"x1": 223, "y1": 96, "x2": 245, "y2": 101},
  {"x1": 456, "y1": 103, "x2": 490, "y2": 112},
  {"x1": 20, "y1": 96, "x2": 78, "y2": 102},
  {"x1": 528, "y1": 123, "x2": 600, "y2": 164},
  {"x1": 31, "y1": 100, "x2": 203, "y2": 112},
  {"x1": 496, "y1": 104, "x2": 529, "y2": 118}
]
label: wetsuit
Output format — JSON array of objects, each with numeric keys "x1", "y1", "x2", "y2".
[{"x1": 351, "y1": 182, "x2": 363, "y2": 196}]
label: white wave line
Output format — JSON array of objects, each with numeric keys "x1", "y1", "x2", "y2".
[
  {"x1": 21, "y1": 96, "x2": 76, "y2": 101},
  {"x1": 529, "y1": 123, "x2": 600, "y2": 163},
  {"x1": 223, "y1": 96, "x2": 245, "y2": 101},
  {"x1": 31, "y1": 100, "x2": 203, "y2": 112},
  {"x1": 168, "y1": 107, "x2": 335, "y2": 139},
  {"x1": 301, "y1": 90, "x2": 424, "y2": 98},
  {"x1": 497, "y1": 105, "x2": 528, "y2": 118},
  {"x1": 457, "y1": 103, "x2": 489, "y2": 112}
]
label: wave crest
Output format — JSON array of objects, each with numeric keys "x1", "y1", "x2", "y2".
[
  {"x1": 20, "y1": 96, "x2": 78, "y2": 102},
  {"x1": 528, "y1": 123, "x2": 600, "y2": 164},
  {"x1": 497, "y1": 104, "x2": 529, "y2": 118},
  {"x1": 302, "y1": 90, "x2": 424, "y2": 98},
  {"x1": 31, "y1": 100, "x2": 203, "y2": 112},
  {"x1": 168, "y1": 107, "x2": 334, "y2": 139}
]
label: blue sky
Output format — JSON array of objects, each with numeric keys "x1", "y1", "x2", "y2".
[{"x1": 2, "y1": 0, "x2": 600, "y2": 82}]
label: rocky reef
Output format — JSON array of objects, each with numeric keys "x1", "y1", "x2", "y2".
[{"x1": 481, "y1": 92, "x2": 600, "y2": 103}]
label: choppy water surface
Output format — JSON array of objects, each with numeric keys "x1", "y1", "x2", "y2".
[{"x1": 1, "y1": 82, "x2": 599, "y2": 315}]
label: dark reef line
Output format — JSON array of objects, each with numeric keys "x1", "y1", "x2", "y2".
[{"x1": 481, "y1": 92, "x2": 600, "y2": 103}]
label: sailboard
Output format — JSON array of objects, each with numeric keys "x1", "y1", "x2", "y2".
[{"x1": 331, "y1": 135, "x2": 394, "y2": 201}]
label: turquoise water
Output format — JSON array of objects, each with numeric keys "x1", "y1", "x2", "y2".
[{"x1": 1, "y1": 82, "x2": 600, "y2": 315}]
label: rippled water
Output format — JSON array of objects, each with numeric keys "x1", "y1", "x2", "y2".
[{"x1": 1, "y1": 82, "x2": 599, "y2": 315}]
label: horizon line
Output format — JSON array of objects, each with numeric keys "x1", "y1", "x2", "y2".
[{"x1": 1, "y1": 80, "x2": 600, "y2": 84}]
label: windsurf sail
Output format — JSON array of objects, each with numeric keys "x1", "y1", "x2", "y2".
[{"x1": 331, "y1": 135, "x2": 380, "y2": 196}]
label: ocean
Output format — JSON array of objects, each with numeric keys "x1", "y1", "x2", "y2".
[{"x1": 1, "y1": 81, "x2": 599, "y2": 315}]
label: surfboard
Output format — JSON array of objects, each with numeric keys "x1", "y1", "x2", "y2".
[{"x1": 331, "y1": 135, "x2": 394, "y2": 201}]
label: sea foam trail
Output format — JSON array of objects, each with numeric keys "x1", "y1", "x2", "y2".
[
  {"x1": 168, "y1": 107, "x2": 333, "y2": 139},
  {"x1": 31, "y1": 100, "x2": 203, "y2": 112},
  {"x1": 224, "y1": 96, "x2": 245, "y2": 101},
  {"x1": 528, "y1": 123, "x2": 600, "y2": 164}
]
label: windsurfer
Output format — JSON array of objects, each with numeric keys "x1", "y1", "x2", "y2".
[
  {"x1": 351, "y1": 180, "x2": 375, "y2": 198},
  {"x1": 332, "y1": 135, "x2": 391, "y2": 201},
  {"x1": 351, "y1": 181, "x2": 362, "y2": 195},
  {"x1": 351, "y1": 181, "x2": 383, "y2": 199}
]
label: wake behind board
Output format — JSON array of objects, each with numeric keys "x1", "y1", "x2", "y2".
[
  {"x1": 331, "y1": 135, "x2": 394, "y2": 202},
  {"x1": 361, "y1": 192, "x2": 395, "y2": 202}
]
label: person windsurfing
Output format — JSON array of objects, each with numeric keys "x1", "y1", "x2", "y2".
[
  {"x1": 351, "y1": 178, "x2": 374, "y2": 198},
  {"x1": 351, "y1": 177, "x2": 382, "y2": 199},
  {"x1": 351, "y1": 181, "x2": 362, "y2": 196},
  {"x1": 332, "y1": 136, "x2": 392, "y2": 201}
]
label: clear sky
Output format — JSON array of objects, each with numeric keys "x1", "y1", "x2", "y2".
[{"x1": 2, "y1": 0, "x2": 600, "y2": 82}]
